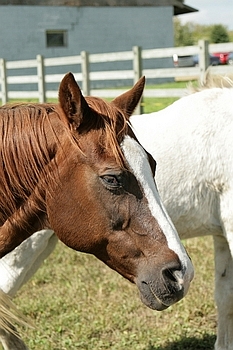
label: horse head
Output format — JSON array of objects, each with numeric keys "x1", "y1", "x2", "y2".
[{"x1": 47, "y1": 73, "x2": 194, "y2": 311}]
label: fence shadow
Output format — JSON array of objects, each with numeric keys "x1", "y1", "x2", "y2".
[{"x1": 146, "y1": 333, "x2": 216, "y2": 350}]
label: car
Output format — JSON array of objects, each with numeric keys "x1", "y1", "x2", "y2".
[
  {"x1": 173, "y1": 54, "x2": 196, "y2": 67},
  {"x1": 209, "y1": 54, "x2": 221, "y2": 65},
  {"x1": 193, "y1": 54, "x2": 220, "y2": 66},
  {"x1": 211, "y1": 52, "x2": 230, "y2": 65},
  {"x1": 173, "y1": 53, "x2": 220, "y2": 67},
  {"x1": 227, "y1": 52, "x2": 233, "y2": 65}
]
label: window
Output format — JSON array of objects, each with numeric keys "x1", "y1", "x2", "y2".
[{"x1": 46, "y1": 30, "x2": 67, "y2": 48}]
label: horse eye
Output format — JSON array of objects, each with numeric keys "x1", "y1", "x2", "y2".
[{"x1": 101, "y1": 175, "x2": 122, "y2": 188}]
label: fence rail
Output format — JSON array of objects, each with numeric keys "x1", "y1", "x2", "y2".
[{"x1": 1, "y1": 40, "x2": 233, "y2": 113}]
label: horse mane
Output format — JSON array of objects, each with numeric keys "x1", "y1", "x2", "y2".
[
  {"x1": 84, "y1": 96, "x2": 129, "y2": 168},
  {"x1": 187, "y1": 70, "x2": 233, "y2": 94},
  {"x1": 0, "y1": 103, "x2": 68, "y2": 225}
]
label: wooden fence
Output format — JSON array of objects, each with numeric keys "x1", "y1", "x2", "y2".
[{"x1": 1, "y1": 39, "x2": 233, "y2": 113}]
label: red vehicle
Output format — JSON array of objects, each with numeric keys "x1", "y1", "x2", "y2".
[{"x1": 212, "y1": 52, "x2": 230, "y2": 64}]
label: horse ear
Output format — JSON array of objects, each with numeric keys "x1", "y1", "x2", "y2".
[
  {"x1": 111, "y1": 76, "x2": 145, "y2": 118},
  {"x1": 59, "y1": 72, "x2": 90, "y2": 129}
]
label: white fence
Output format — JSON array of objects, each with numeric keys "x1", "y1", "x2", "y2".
[{"x1": 1, "y1": 40, "x2": 233, "y2": 108}]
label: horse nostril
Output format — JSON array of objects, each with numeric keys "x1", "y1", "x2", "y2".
[{"x1": 162, "y1": 263, "x2": 184, "y2": 290}]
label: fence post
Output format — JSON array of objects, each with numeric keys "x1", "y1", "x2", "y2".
[
  {"x1": 133, "y1": 46, "x2": 143, "y2": 115},
  {"x1": 198, "y1": 40, "x2": 209, "y2": 83},
  {"x1": 37, "y1": 54, "x2": 46, "y2": 103},
  {"x1": 81, "y1": 51, "x2": 90, "y2": 96},
  {"x1": 0, "y1": 59, "x2": 8, "y2": 104}
]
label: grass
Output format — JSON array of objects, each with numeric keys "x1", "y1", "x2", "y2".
[
  {"x1": 2, "y1": 80, "x2": 217, "y2": 349},
  {"x1": 142, "y1": 79, "x2": 197, "y2": 113},
  {"x1": 12, "y1": 237, "x2": 216, "y2": 350},
  {"x1": 142, "y1": 97, "x2": 178, "y2": 114}
]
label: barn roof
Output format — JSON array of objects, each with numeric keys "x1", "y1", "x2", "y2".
[{"x1": 0, "y1": 0, "x2": 198, "y2": 15}]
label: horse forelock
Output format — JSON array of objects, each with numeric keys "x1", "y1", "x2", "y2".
[{"x1": 85, "y1": 96, "x2": 129, "y2": 168}]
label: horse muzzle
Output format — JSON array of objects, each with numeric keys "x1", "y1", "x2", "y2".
[{"x1": 136, "y1": 261, "x2": 190, "y2": 311}]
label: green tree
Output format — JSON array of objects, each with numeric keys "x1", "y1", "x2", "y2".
[
  {"x1": 174, "y1": 18, "x2": 194, "y2": 46},
  {"x1": 174, "y1": 20, "x2": 231, "y2": 46},
  {"x1": 210, "y1": 24, "x2": 229, "y2": 43},
  {"x1": 229, "y1": 30, "x2": 233, "y2": 42},
  {"x1": 191, "y1": 23, "x2": 212, "y2": 44}
]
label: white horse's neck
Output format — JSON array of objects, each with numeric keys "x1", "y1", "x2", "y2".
[{"x1": 130, "y1": 87, "x2": 233, "y2": 241}]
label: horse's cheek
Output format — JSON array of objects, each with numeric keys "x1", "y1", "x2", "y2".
[{"x1": 46, "y1": 171, "x2": 107, "y2": 253}]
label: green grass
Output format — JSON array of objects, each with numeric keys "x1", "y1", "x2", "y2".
[
  {"x1": 142, "y1": 79, "x2": 197, "y2": 113},
  {"x1": 145, "y1": 81, "x2": 190, "y2": 89},
  {"x1": 142, "y1": 97, "x2": 178, "y2": 114},
  {"x1": 2, "y1": 80, "x2": 217, "y2": 350},
  {"x1": 12, "y1": 237, "x2": 216, "y2": 350}
]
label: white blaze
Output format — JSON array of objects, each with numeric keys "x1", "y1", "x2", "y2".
[{"x1": 121, "y1": 135, "x2": 194, "y2": 293}]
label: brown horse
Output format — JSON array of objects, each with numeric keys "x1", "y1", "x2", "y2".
[{"x1": 0, "y1": 73, "x2": 193, "y2": 337}]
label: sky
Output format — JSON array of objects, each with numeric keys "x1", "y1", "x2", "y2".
[{"x1": 178, "y1": 1, "x2": 233, "y2": 30}]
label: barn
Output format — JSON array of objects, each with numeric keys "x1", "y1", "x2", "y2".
[
  {"x1": 0, "y1": 0, "x2": 197, "y2": 90},
  {"x1": 0, "y1": 0, "x2": 197, "y2": 60}
]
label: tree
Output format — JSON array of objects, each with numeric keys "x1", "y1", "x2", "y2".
[
  {"x1": 173, "y1": 20, "x2": 231, "y2": 46},
  {"x1": 210, "y1": 24, "x2": 229, "y2": 43},
  {"x1": 174, "y1": 18, "x2": 194, "y2": 46}
]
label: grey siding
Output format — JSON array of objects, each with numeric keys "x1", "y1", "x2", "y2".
[
  {"x1": 0, "y1": 5, "x2": 174, "y2": 87},
  {"x1": 0, "y1": 5, "x2": 173, "y2": 60}
]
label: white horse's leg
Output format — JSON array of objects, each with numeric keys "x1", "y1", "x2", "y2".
[
  {"x1": 214, "y1": 189, "x2": 233, "y2": 349},
  {"x1": 213, "y1": 235, "x2": 233, "y2": 350},
  {"x1": 0, "y1": 229, "x2": 57, "y2": 297},
  {"x1": 0, "y1": 230, "x2": 57, "y2": 350}
]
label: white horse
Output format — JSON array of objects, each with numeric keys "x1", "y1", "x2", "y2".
[
  {"x1": 0, "y1": 73, "x2": 233, "y2": 350},
  {"x1": 132, "y1": 74, "x2": 233, "y2": 350}
]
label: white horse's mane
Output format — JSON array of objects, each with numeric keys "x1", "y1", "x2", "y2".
[{"x1": 188, "y1": 70, "x2": 233, "y2": 93}]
